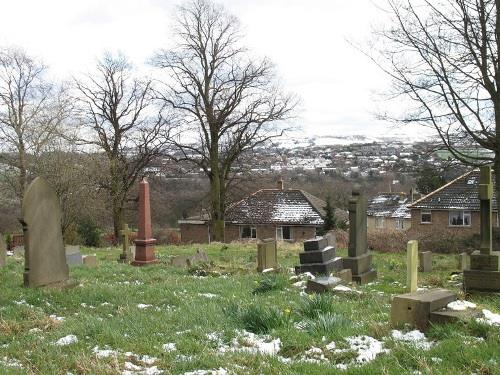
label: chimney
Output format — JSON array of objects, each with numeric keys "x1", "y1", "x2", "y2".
[{"x1": 277, "y1": 179, "x2": 284, "y2": 190}]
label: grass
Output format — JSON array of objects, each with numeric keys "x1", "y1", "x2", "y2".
[{"x1": 0, "y1": 242, "x2": 499, "y2": 374}]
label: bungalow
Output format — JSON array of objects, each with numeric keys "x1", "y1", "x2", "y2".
[
  {"x1": 367, "y1": 193, "x2": 411, "y2": 232},
  {"x1": 408, "y1": 169, "x2": 498, "y2": 236},
  {"x1": 179, "y1": 181, "x2": 345, "y2": 243}
]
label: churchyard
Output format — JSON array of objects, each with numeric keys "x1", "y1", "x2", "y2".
[{"x1": 1, "y1": 243, "x2": 499, "y2": 374}]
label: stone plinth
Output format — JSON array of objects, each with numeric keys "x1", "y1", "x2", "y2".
[
  {"x1": 257, "y1": 239, "x2": 277, "y2": 272},
  {"x1": 391, "y1": 289, "x2": 456, "y2": 331},
  {"x1": 459, "y1": 252, "x2": 470, "y2": 271},
  {"x1": 418, "y1": 251, "x2": 432, "y2": 272},
  {"x1": 296, "y1": 234, "x2": 343, "y2": 276},
  {"x1": 299, "y1": 246, "x2": 336, "y2": 264},
  {"x1": 295, "y1": 257, "x2": 343, "y2": 275},
  {"x1": 429, "y1": 308, "x2": 482, "y2": 325},
  {"x1": 132, "y1": 178, "x2": 158, "y2": 266}
]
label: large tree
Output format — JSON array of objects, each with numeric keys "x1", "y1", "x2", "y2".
[
  {"x1": 75, "y1": 53, "x2": 169, "y2": 241},
  {"x1": 375, "y1": 1, "x2": 500, "y2": 204},
  {"x1": 0, "y1": 47, "x2": 69, "y2": 202},
  {"x1": 153, "y1": 0, "x2": 296, "y2": 241}
]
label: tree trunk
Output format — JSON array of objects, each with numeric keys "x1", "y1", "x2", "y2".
[
  {"x1": 110, "y1": 158, "x2": 124, "y2": 244},
  {"x1": 209, "y1": 140, "x2": 225, "y2": 242},
  {"x1": 494, "y1": 155, "x2": 500, "y2": 229},
  {"x1": 18, "y1": 141, "x2": 27, "y2": 205}
]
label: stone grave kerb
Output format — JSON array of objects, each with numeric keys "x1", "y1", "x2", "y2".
[{"x1": 348, "y1": 184, "x2": 367, "y2": 258}]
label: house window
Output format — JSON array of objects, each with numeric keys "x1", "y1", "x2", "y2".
[
  {"x1": 421, "y1": 210, "x2": 432, "y2": 223},
  {"x1": 276, "y1": 226, "x2": 292, "y2": 240},
  {"x1": 395, "y1": 219, "x2": 404, "y2": 230},
  {"x1": 375, "y1": 217, "x2": 385, "y2": 229},
  {"x1": 240, "y1": 226, "x2": 256, "y2": 239},
  {"x1": 449, "y1": 210, "x2": 471, "y2": 226}
]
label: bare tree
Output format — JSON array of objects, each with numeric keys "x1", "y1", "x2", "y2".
[
  {"x1": 373, "y1": 1, "x2": 500, "y2": 201},
  {"x1": 152, "y1": 0, "x2": 297, "y2": 241},
  {"x1": 0, "y1": 47, "x2": 69, "y2": 202},
  {"x1": 75, "y1": 53, "x2": 170, "y2": 241}
]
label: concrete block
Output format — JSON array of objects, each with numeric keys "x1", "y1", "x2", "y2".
[
  {"x1": 303, "y1": 237, "x2": 328, "y2": 252},
  {"x1": 306, "y1": 276, "x2": 342, "y2": 293},
  {"x1": 343, "y1": 253, "x2": 372, "y2": 275},
  {"x1": 299, "y1": 246, "x2": 336, "y2": 264},
  {"x1": 470, "y1": 253, "x2": 500, "y2": 271},
  {"x1": 464, "y1": 269, "x2": 500, "y2": 292},
  {"x1": 352, "y1": 269, "x2": 377, "y2": 284},
  {"x1": 295, "y1": 257, "x2": 343, "y2": 275}
]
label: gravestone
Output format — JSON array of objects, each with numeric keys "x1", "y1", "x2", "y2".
[
  {"x1": 306, "y1": 276, "x2": 343, "y2": 293},
  {"x1": 65, "y1": 245, "x2": 83, "y2": 266},
  {"x1": 132, "y1": 178, "x2": 158, "y2": 266},
  {"x1": 20, "y1": 177, "x2": 69, "y2": 287},
  {"x1": 464, "y1": 166, "x2": 500, "y2": 292},
  {"x1": 459, "y1": 252, "x2": 470, "y2": 271},
  {"x1": 118, "y1": 224, "x2": 133, "y2": 263},
  {"x1": 418, "y1": 251, "x2": 432, "y2": 272},
  {"x1": 170, "y1": 250, "x2": 209, "y2": 268},
  {"x1": 257, "y1": 239, "x2": 278, "y2": 272},
  {"x1": 295, "y1": 235, "x2": 343, "y2": 275},
  {"x1": 342, "y1": 185, "x2": 377, "y2": 284},
  {"x1": 0, "y1": 234, "x2": 6, "y2": 267},
  {"x1": 407, "y1": 241, "x2": 418, "y2": 293},
  {"x1": 83, "y1": 254, "x2": 98, "y2": 267}
]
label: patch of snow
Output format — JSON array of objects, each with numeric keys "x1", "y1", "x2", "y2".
[
  {"x1": 325, "y1": 341, "x2": 336, "y2": 351},
  {"x1": 162, "y1": 343, "x2": 176, "y2": 352},
  {"x1": 0, "y1": 357, "x2": 23, "y2": 368},
  {"x1": 262, "y1": 268, "x2": 274, "y2": 273},
  {"x1": 182, "y1": 368, "x2": 228, "y2": 375},
  {"x1": 297, "y1": 346, "x2": 328, "y2": 363},
  {"x1": 55, "y1": 334, "x2": 78, "y2": 346},
  {"x1": 137, "y1": 304, "x2": 152, "y2": 309},
  {"x1": 122, "y1": 361, "x2": 164, "y2": 375},
  {"x1": 447, "y1": 300, "x2": 476, "y2": 311},
  {"x1": 477, "y1": 309, "x2": 500, "y2": 326},
  {"x1": 29, "y1": 328, "x2": 42, "y2": 333},
  {"x1": 345, "y1": 335, "x2": 388, "y2": 363},
  {"x1": 217, "y1": 330, "x2": 281, "y2": 356},
  {"x1": 292, "y1": 281, "x2": 307, "y2": 289},
  {"x1": 390, "y1": 330, "x2": 433, "y2": 350},
  {"x1": 298, "y1": 272, "x2": 316, "y2": 280},
  {"x1": 137, "y1": 355, "x2": 157, "y2": 365},
  {"x1": 198, "y1": 293, "x2": 218, "y2": 299},
  {"x1": 49, "y1": 314, "x2": 65, "y2": 322},
  {"x1": 92, "y1": 346, "x2": 119, "y2": 358}
]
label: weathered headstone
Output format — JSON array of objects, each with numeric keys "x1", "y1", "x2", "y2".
[
  {"x1": 459, "y1": 252, "x2": 470, "y2": 271},
  {"x1": 306, "y1": 276, "x2": 343, "y2": 293},
  {"x1": 171, "y1": 250, "x2": 209, "y2": 268},
  {"x1": 407, "y1": 240, "x2": 418, "y2": 293},
  {"x1": 257, "y1": 238, "x2": 278, "y2": 272},
  {"x1": 464, "y1": 166, "x2": 500, "y2": 292},
  {"x1": 132, "y1": 178, "x2": 158, "y2": 266},
  {"x1": 20, "y1": 177, "x2": 69, "y2": 287},
  {"x1": 171, "y1": 255, "x2": 190, "y2": 268},
  {"x1": 65, "y1": 245, "x2": 83, "y2": 266},
  {"x1": 118, "y1": 224, "x2": 133, "y2": 263},
  {"x1": 0, "y1": 234, "x2": 6, "y2": 267},
  {"x1": 83, "y1": 254, "x2": 98, "y2": 267},
  {"x1": 418, "y1": 251, "x2": 432, "y2": 272},
  {"x1": 343, "y1": 185, "x2": 377, "y2": 284},
  {"x1": 295, "y1": 235, "x2": 343, "y2": 275}
]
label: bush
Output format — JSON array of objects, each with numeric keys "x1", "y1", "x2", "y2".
[
  {"x1": 77, "y1": 219, "x2": 101, "y2": 247},
  {"x1": 154, "y1": 228, "x2": 181, "y2": 245},
  {"x1": 368, "y1": 230, "x2": 408, "y2": 252}
]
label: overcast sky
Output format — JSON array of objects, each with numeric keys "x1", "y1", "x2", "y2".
[{"x1": 0, "y1": 0, "x2": 433, "y2": 141}]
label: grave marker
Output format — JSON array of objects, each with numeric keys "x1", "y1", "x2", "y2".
[
  {"x1": 131, "y1": 178, "x2": 158, "y2": 266},
  {"x1": 257, "y1": 239, "x2": 278, "y2": 272},
  {"x1": 65, "y1": 245, "x2": 83, "y2": 266},
  {"x1": 418, "y1": 251, "x2": 432, "y2": 272},
  {"x1": 295, "y1": 235, "x2": 343, "y2": 275},
  {"x1": 83, "y1": 254, "x2": 98, "y2": 267},
  {"x1": 342, "y1": 185, "x2": 377, "y2": 284},
  {"x1": 118, "y1": 224, "x2": 133, "y2": 263},
  {"x1": 407, "y1": 241, "x2": 418, "y2": 293},
  {"x1": 20, "y1": 177, "x2": 69, "y2": 287},
  {"x1": 464, "y1": 166, "x2": 500, "y2": 292}
]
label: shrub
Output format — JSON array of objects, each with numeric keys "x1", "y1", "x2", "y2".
[
  {"x1": 252, "y1": 274, "x2": 288, "y2": 294},
  {"x1": 154, "y1": 228, "x2": 181, "y2": 245},
  {"x1": 77, "y1": 219, "x2": 101, "y2": 247},
  {"x1": 368, "y1": 230, "x2": 408, "y2": 252}
]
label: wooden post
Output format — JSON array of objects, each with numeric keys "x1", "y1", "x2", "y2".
[{"x1": 407, "y1": 240, "x2": 418, "y2": 293}]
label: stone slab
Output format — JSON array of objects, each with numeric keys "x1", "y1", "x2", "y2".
[
  {"x1": 306, "y1": 276, "x2": 342, "y2": 293},
  {"x1": 470, "y1": 253, "x2": 500, "y2": 271},
  {"x1": 257, "y1": 239, "x2": 277, "y2": 272},
  {"x1": 295, "y1": 257, "x2": 343, "y2": 275},
  {"x1": 83, "y1": 255, "x2": 97, "y2": 267},
  {"x1": 335, "y1": 269, "x2": 352, "y2": 283},
  {"x1": 390, "y1": 289, "x2": 456, "y2": 331},
  {"x1": 352, "y1": 268, "x2": 377, "y2": 284},
  {"x1": 429, "y1": 308, "x2": 482, "y2": 325},
  {"x1": 299, "y1": 246, "x2": 336, "y2": 264},
  {"x1": 325, "y1": 232, "x2": 336, "y2": 248},
  {"x1": 418, "y1": 251, "x2": 432, "y2": 272},
  {"x1": 303, "y1": 237, "x2": 328, "y2": 252},
  {"x1": 464, "y1": 269, "x2": 500, "y2": 292},
  {"x1": 65, "y1": 245, "x2": 83, "y2": 266},
  {"x1": 343, "y1": 253, "x2": 372, "y2": 275}
]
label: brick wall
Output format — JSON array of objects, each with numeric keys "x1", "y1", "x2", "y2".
[
  {"x1": 367, "y1": 216, "x2": 411, "y2": 233},
  {"x1": 225, "y1": 224, "x2": 317, "y2": 243},
  {"x1": 408, "y1": 209, "x2": 482, "y2": 238}
]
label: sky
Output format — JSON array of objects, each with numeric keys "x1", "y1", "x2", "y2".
[{"x1": 0, "y1": 0, "x2": 434, "y2": 141}]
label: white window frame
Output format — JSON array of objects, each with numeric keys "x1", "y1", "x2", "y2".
[
  {"x1": 421, "y1": 210, "x2": 432, "y2": 224},
  {"x1": 395, "y1": 218, "x2": 404, "y2": 230},
  {"x1": 449, "y1": 210, "x2": 471, "y2": 227},
  {"x1": 375, "y1": 217, "x2": 385, "y2": 229},
  {"x1": 240, "y1": 226, "x2": 257, "y2": 239},
  {"x1": 276, "y1": 226, "x2": 293, "y2": 241}
]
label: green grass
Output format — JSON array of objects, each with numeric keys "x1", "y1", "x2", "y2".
[{"x1": 0, "y1": 242, "x2": 499, "y2": 374}]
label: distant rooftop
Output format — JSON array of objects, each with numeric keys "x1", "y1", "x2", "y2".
[{"x1": 367, "y1": 193, "x2": 411, "y2": 219}]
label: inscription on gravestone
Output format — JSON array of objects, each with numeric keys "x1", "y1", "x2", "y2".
[{"x1": 20, "y1": 177, "x2": 69, "y2": 287}]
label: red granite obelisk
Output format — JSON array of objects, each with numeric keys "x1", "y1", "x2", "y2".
[{"x1": 131, "y1": 178, "x2": 158, "y2": 266}]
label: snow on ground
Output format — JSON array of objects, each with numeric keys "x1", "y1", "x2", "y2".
[
  {"x1": 162, "y1": 343, "x2": 177, "y2": 352},
  {"x1": 49, "y1": 314, "x2": 65, "y2": 322},
  {"x1": 390, "y1": 330, "x2": 433, "y2": 350},
  {"x1": 137, "y1": 304, "x2": 152, "y2": 309},
  {"x1": 183, "y1": 368, "x2": 229, "y2": 375},
  {"x1": 447, "y1": 300, "x2": 477, "y2": 311},
  {"x1": 207, "y1": 330, "x2": 281, "y2": 356},
  {"x1": 93, "y1": 346, "x2": 120, "y2": 358},
  {"x1": 477, "y1": 309, "x2": 500, "y2": 326},
  {"x1": 197, "y1": 293, "x2": 218, "y2": 299},
  {"x1": 55, "y1": 335, "x2": 78, "y2": 346},
  {"x1": 341, "y1": 336, "x2": 389, "y2": 363},
  {"x1": 0, "y1": 357, "x2": 23, "y2": 369},
  {"x1": 122, "y1": 361, "x2": 163, "y2": 375}
]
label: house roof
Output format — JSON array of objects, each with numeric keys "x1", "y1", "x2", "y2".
[
  {"x1": 409, "y1": 169, "x2": 498, "y2": 211},
  {"x1": 225, "y1": 189, "x2": 326, "y2": 226},
  {"x1": 367, "y1": 193, "x2": 411, "y2": 219}
]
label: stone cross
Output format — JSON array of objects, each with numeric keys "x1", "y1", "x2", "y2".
[
  {"x1": 119, "y1": 223, "x2": 133, "y2": 263},
  {"x1": 407, "y1": 240, "x2": 418, "y2": 292},
  {"x1": 131, "y1": 178, "x2": 157, "y2": 266},
  {"x1": 20, "y1": 177, "x2": 69, "y2": 287},
  {"x1": 479, "y1": 166, "x2": 493, "y2": 255},
  {"x1": 348, "y1": 184, "x2": 367, "y2": 258}
]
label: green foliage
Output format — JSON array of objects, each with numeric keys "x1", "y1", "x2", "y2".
[
  {"x1": 252, "y1": 274, "x2": 288, "y2": 294},
  {"x1": 303, "y1": 312, "x2": 352, "y2": 336},
  {"x1": 299, "y1": 294, "x2": 338, "y2": 318},
  {"x1": 323, "y1": 196, "x2": 337, "y2": 232},
  {"x1": 225, "y1": 303, "x2": 290, "y2": 334},
  {"x1": 76, "y1": 219, "x2": 101, "y2": 247},
  {"x1": 416, "y1": 165, "x2": 446, "y2": 194}
]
